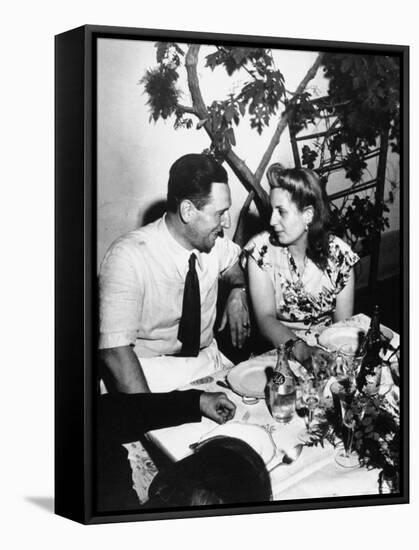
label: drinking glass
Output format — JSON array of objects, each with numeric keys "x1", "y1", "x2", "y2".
[
  {"x1": 330, "y1": 379, "x2": 359, "y2": 468},
  {"x1": 338, "y1": 343, "x2": 365, "y2": 377},
  {"x1": 296, "y1": 377, "x2": 325, "y2": 443},
  {"x1": 311, "y1": 352, "x2": 336, "y2": 386}
]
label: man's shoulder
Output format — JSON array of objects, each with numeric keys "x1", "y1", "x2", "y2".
[
  {"x1": 113, "y1": 218, "x2": 163, "y2": 249},
  {"x1": 213, "y1": 234, "x2": 241, "y2": 255},
  {"x1": 103, "y1": 218, "x2": 164, "y2": 263}
]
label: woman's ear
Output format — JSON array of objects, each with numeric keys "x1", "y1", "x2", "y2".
[
  {"x1": 303, "y1": 206, "x2": 314, "y2": 227},
  {"x1": 179, "y1": 199, "x2": 196, "y2": 223}
]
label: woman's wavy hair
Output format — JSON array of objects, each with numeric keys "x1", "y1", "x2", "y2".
[{"x1": 267, "y1": 163, "x2": 331, "y2": 271}]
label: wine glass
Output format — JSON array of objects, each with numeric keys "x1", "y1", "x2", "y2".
[
  {"x1": 338, "y1": 343, "x2": 365, "y2": 378},
  {"x1": 311, "y1": 351, "x2": 336, "y2": 386},
  {"x1": 296, "y1": 377, "x2": 324, "y2": 443},
  {"x1": 330, "y1": 379, "x2": 359, "y2": 468}
]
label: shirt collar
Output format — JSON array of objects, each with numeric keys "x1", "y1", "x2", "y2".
[{"x1": 160, "y1": 214, "x2": 203, "y2": 275}]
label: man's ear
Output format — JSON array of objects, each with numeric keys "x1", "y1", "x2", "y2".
[
  {"x1": 303, "y1": 205, "x2": 314, "y2": 226},
  {"x1": 179, "y1": 199, "x2": 196, "y2": 223}
]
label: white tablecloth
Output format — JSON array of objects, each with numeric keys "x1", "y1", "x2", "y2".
[{"x1": 145, "y1": 313, "x2": 399, "y2": 500}]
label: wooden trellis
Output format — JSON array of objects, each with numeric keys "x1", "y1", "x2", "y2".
[{"x1": 288, "y1": 97, "x2": 389, "y2": 295}]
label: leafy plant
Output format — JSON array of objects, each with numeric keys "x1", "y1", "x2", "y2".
[
  {"x1": 141, "y1": 43, "x2": 324, "y2": 243},
  {"x1": 293, "y1": 54, "x2": 400, "y2": 255},
  {"x1": 141, "y1": 45, "x2": 400, "y2": 251},
  {"x1": 329, "y1": 195, "x2": 391, "y2": 254}
]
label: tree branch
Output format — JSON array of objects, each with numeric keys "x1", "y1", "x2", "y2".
[
  {"x1": 185, "y1": 44, "x2": 269, "y2": 213},
  {"x1": 177, "y1": 104, "x2": 199, "y2": 116},
  {"x1": 233, "y1": 190, "x2": 255, "y2": 243},
  {"x1": 254, "y1": 52, "x2": 325, "y2": 183},
  {"x1": 185, "y1": 45, "x2": 208, "y2": 116}
]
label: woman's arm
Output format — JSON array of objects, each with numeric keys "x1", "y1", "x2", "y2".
[
  {"x1": 248, "y1": 256, "x2": 330, "y2": 367},
  {"x1": 334, "y1": 267, "x2": 355, "y2": 322},
  {"x1": 247, "y1": 256, "x2": 296, "y2": 346}
]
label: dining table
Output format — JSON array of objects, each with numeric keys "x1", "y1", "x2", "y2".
[{"x1": 131, "y1": 313, "x2": 400, "y2": 502}]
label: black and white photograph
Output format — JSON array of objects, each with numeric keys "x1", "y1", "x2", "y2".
[
  {"x1": 5, "y1": 0, "x2": 418, "y2": 546},
  {"x1": 84, "y1": 28, "x2": 408, "y2": 521}
]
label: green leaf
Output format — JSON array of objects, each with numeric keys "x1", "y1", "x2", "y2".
[
  {"x1": 224, "y1": 105, "x2": 235, "y2": 123},
  {"x1": 226, "y1": 127, "x2": 236, "y2": 146}
]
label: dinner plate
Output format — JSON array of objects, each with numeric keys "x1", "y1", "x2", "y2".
[
  {"x1": 384, "y1": 385, "x2": 400, "y2": 414},
  {"x1": 227, "y1": 356, "x2": 302, "y2": 398},
  {"x1": 197, "y1": 421, "x2": 276, "y2": 465},
  {"x1": 318, "y1": 326, "x2": 366, "y2": 353},
  {"x1": 381, "y1": 326, "x2": 394, "y2": 342}
]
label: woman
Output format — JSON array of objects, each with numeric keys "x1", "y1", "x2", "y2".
[{"x1": 244, "y1": 164, "x2": 359, "y2": 367}]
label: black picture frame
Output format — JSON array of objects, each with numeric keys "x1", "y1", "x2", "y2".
[{"x1": 55, "y1": 24, "x2": 409, "y2": 525}]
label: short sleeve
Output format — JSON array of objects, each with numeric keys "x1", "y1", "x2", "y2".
[
  {"x1": 241, "y1": 232, "x2": 271, "y2": 271},
  {"x1": 328, "y1": 235, "x2": 360, "y2": 293},
  {"x1": 99, "y1": 240, "x2": 144, "y2": 349},
  {"x1": 214, "y1": 236, "x2": 241, "y2": 275}
]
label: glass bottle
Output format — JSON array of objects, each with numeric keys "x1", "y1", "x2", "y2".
[
  {"x1": 357, "y1": 305, "x2": 382, "y2": 391},
  {"x1": 268, "y1": 344, "x2": 296, "y2": 423}
]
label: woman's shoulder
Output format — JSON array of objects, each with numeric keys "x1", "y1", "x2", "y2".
[
  {"x1": 242, "y1": 231, "x2": 277, "y2": 269},
  {"x1": 243, "y1": 230, "x2": 272, "y2": 254},
  {"x1": 327, "y1": 234, "x2": 360, "y2": 266},
  {"x1": 328, "y1": 234, "x2": 351, "y2": 251},
  {"x1": 245, "y1": 230, "x2": 270, "y2": 247}
]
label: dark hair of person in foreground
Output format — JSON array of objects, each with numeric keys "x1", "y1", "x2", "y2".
[{"x1": 145, "y1": 436, "x2": 272, "y2": 508}]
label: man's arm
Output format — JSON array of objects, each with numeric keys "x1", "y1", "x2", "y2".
[
  {"x1": 219, "y1": 261, "x2": 250, "y2": 349},
  {"x1": 99, "y1": 346, "x2": 151, "y2": 393},
  {"x1": 99, "y1": 240, "x2": 151, "y2": 393},
  {"x1": 98, "y1": 389, "x2": 237, "y2": 443}
]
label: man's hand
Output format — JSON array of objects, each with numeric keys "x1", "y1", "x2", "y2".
[
  {"x1": 199, "y1": 391, "x2": 236, "y2": 424},
  {"x1": 218, "y1": 288, "x2": 250, "y2": 349}
]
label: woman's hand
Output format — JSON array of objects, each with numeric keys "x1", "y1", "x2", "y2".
[{"x1": 292, "y1": 340, "x2": 332, "y2": 372}]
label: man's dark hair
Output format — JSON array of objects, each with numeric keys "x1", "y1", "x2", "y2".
[{"x1": 166, "y1": 153, "x2": 228, "y2": 213}]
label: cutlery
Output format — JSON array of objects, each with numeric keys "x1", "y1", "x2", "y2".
[
  {"x1": 268, "y1": 444, "x2": 304, "y2": 473},
  {"x1": 216, "y1": 379, "x2": 230, "y2": 390},
  {"x1": 190, "y1": 375, "x2": 214, "y2": 386}
]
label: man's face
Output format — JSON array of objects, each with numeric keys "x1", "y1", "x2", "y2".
[{"x1": 187, "y1": 182, "x2": 232, "y2": 253}]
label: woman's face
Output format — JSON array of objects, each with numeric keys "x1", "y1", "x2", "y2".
[{"x1": 269, "y1": 188, "x2": 311, "y2": 247}]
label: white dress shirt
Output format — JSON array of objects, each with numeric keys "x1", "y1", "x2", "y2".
[{"x1": 99, "y1": 215, "x2": 240, "y2": 360}]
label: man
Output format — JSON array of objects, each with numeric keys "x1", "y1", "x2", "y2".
[
  {"x1": 97, "y1": 389, "x2": 236, "y2": 512},
  {"x1": 99, "y1": 153, "x2": 249, "y2": 393}
]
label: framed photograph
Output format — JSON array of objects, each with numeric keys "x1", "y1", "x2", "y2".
[{"x1": 55, "y1": 24, "x2": 409, "y2": 524}]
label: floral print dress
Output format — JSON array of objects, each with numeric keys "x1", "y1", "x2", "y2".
[{"x1": 243, "y1": 232, "x2": 359, "y2": 331}]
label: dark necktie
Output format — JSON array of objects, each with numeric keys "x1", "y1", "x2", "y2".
[{"x1": 177, "y1": 253, "x2": 201, "y2": 357}]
